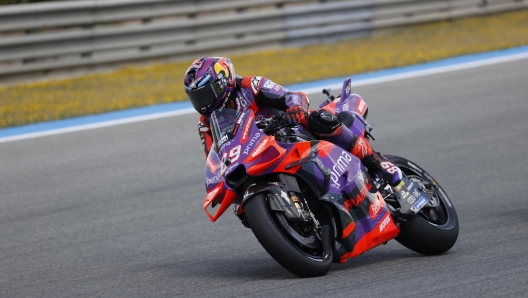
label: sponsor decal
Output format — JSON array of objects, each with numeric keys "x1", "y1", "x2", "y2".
[
  {"x1": 280, "y1": 191, "x2": 291, "y2": 203},
  {"x1": 236, "y1": 97, "x2": 249, "y2": 108},
  {"x1": 356, "y1": 138, "x2": 368, "y2": 157},
  {"x1": 379, "y1": 215, "x2": 391, "y2": 232},
  {"x1": 407, "y1": 162, "x2": 422, "y2": 173},
  {"x1": 236, "y1": 112, "x2": 246, "y2": 125},
  {"x1": 243, "y1": 132, "x2": 261, "y2": 155},
  {"x1": 356, "y1": 98, "x2": 366, "y2": 114},
  {"x1": 251, "y1": 76, "x2": 262, "y2": 95},
  {"x1": 289, "y1": 94, "x2": 301, "y2": 106},
  {"x1": 205, "y1": 184, "x2": 222, "y2": 202},
  {"x1": 206, "y1": 174, "x2": 222, "y2": 186},
  {"x1": 251, "y1": 138, "x2": 269, "y2": 158},
  {"x1": 243, "y1": 190, "x2": 254, "y2": 199},
  {"x1": 190, "y1": 59, "x2": 203, "y2": 69},
  {"x1": 413, "y1": 189, "x2": 421, "y2": 198},
  {"x1": 407, "y1": 181, "x2": 414, "y2": 190},
  {"x1": 215, "y1": 58, "x2": 232, "y2": 84},
  {"x1": 394, "y1": 180, "x2": 405, "y2": 192},
  {"x1": 263, "y1": 80, "x2": 276, "y2": 89},
  {"x1": 241, "y1": 114, "x2": 254, "y2": 143},
  {"x1": 406, "y1": 195, "x2": 416, "y2": 204},
  {"x1": 224, "y1": 162, "x2": 239, "y2": 175},
  {"x1": 274, "y1": 85, "x2": 281, "y2": 91},
  {"x1": 345, "y1": 177, "x2": 373, "y2": 209},
  {"x1": 410, "y1": 196, "x2": 429, "y2": 212},
  {"x1": 400, "y1": 190, "x2": 409, "y2": 199},
  {"x1": 330, "y1": 151, "x2": 353, "y2": 188},
  {"x1": 207, "y1": 157, "x2": 217, "y2": 173},
  {"x1": 217, "y1": 134, "x2": 228, "y2": 148},
  {"x1": 370, "y1": 193, "x2": 384, "y2": 218}
]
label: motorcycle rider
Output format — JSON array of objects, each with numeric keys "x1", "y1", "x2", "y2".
[{"x1": 184, "y1": 57, "x2": 403, "y2": 187}]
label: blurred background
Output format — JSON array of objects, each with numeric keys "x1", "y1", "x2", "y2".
[
  {"x1": 2, "y1": 2, "x2": 528, "y2": 296},
  {"x1": 0, "y1": 0, "x2": 527, "y2": 128}
]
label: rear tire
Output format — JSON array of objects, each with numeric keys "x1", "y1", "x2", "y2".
[
  {"x1": 385, "y1": 155, "x2": 459, "y2": 255},
  {"x1": 244, "y1": 194, "x2": 332, "y2": 277}
]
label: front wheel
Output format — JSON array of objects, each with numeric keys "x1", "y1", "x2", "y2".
[
  {"x1": 385, "y1": 155, "x2": 459, "y2": 255},
  {"x1": 244, "y1": 194, "x2": 332, "y2": 277}
]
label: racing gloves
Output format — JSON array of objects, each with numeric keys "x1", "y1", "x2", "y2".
[{"x1": 285, "y1": 106, "x2": 310, "y2": 126}]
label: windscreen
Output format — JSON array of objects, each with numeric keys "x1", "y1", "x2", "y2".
[{"x1": 210, "y1": 108, "x2": 242, "y2": 152}]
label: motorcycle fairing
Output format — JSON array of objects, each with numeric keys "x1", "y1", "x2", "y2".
[
  {"x1": 203, "y1": 108, "x2": 400, "y2": 260},
  {"x1": 268, "y1": 140, "x2": 400, "y2": 260}
]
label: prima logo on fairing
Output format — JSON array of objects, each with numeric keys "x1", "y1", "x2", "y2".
[
  {"x1": 330, "y1": 151, "x2": 353, "y2": 188},
  {"x1": 243, "y1": 133, "x2": 261, "y2": 154}
]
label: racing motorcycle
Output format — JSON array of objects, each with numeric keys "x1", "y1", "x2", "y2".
[{"x1": 202, "y1": 78, "x2": 459, "y2": 277}]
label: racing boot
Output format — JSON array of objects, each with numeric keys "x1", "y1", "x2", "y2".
[{"x1": 350, "y1": 135, "x2": 403, "y2": 186}]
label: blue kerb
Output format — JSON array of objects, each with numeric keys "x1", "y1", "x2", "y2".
[{"x1": 0, "y1": 101, "x2": 193, "y2": 138}]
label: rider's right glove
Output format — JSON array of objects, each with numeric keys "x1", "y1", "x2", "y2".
[{"x1": 285, "y1": 106, "x2": 310, "y2": 127}]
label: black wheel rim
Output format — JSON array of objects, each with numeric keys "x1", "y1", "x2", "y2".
[{"x1": 266, "y1": 197, "x2": 326, "y2": 259}]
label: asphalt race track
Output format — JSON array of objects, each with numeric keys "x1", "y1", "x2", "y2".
[{"x1": 1, "y1": 58, "x2": 528, "y2": 297}]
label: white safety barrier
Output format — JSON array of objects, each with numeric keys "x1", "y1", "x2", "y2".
[{"x1": 0, "y1": 0, "x2": 525, "y2": 80}]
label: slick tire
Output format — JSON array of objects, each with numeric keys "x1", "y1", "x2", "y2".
[
  {"x1": 386, "y1": 155, "x2": 459, "y2": 255},
  {"x1": 244, "y1": 194, "x2": 332, "y2": 278}
]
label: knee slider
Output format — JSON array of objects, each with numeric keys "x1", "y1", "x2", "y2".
[{"x1": 308, "y1": 110, "x2": 341, "y2": 134}]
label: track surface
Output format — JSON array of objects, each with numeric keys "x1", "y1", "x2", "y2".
[{"x1": 1, "y1": 59, "x2": 527, "y2": 297}]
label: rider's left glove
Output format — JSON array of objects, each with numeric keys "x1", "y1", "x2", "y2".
[{"x1": 285, "y1": 106, "x2": 310, "y2": 126}]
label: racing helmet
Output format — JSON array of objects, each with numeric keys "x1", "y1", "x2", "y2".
[{"x1": 184, "y1": 57, "x2": 236, "y2": 116}]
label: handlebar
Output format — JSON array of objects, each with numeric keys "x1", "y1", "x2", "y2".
[{"x1": 256, "y1": 113, "x2": 295, "y2": 134}]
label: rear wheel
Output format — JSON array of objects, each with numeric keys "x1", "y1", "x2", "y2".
[
  {"x1": 385, "y1": 155, "x2": 459, "y2": 255},
  {"x1": 244, "y1": 193, "x2": 332, "y2": 277}
]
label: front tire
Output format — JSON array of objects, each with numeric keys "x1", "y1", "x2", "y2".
[
  {"x1": 386, "y1": 155, "x2": 459, "y2": 255},
  {"x1": 244, "y1": 194, "x2": 332, "y2": 277}
]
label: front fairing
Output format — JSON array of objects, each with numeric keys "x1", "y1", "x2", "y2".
[{"x1": 203, "y1": 108, "x2": 270, "y2": 220}]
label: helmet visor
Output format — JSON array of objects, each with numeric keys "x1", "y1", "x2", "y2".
[{"x1": 186, "y1": 79, "x2": 226, "y2": 112}]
